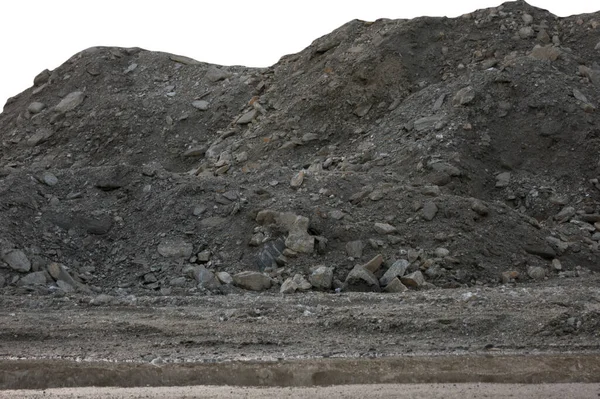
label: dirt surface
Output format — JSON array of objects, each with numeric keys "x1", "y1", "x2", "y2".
[
  {"x1": 1, "y1": 0, "x2": 600, "y2": 392},
  {"x1": 4, "y1": 384, "x2": 600, "y2": 399}
]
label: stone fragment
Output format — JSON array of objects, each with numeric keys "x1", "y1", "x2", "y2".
[
  {"x1": 233, "y1": 271, "x2": 272, "y2": 291},
  {"x1": 353, "y1": 103, "x2": 372, "y2": 117},
  {"x1": 471, "y1": 199, "x2": 489, "y2": 216},
  {"x1": 216, "y1": 271, "x2": 233, "y2": 285},
  {"x1": 527, "y1": 266, "x2": 546, "y2": 280},
  {"x1": 157, "y1": 239, "x2": 193, "y2": 258},
  {"x1": 27, "y1": 128, "x2": 53, "y2": 146},
  {"x1": 379, "y1": 259, "x2": 409, "y2": 287},
  {"x1": 546, "y1": 236, "x2": 569, "y2": 256},
  {"x1": 495, "y1": 172, "x2": 511, "y2": 188},
  {"x1": 384, "y1": 277, "x2": 408, "y2": 293},
  {"x1": 56, "y1": 279, "x2": 74, "y2": 293},
  {"x1": 422, "y1": 185, "x2": 440, "y2": 196},
  {"x1": 435, "y1": 248, "x2": 450, "y2": 257},
  {"x1": 28, "y1": 102, "x2": 46, "y2": 114},
  {"x1": 34, "y1": 69, "x2": 51, "y2": 86},
  {"x1": 573, "y1": 89, "x2": 589, "y2": 103},
  {"x1": 54, "y1": 91, "x2": 85, "y2": 113},
  {"x1": 2, "y1": 250, "x2": 31, "y2": 272},
  {"x1": 257, "y1": 211, "x2": 314, "y2": 254},
  {"x1": 205, "y1": 66, "x2": 232, "y2": 82},
  {"x1": 19, "y1": 271, "x2": 47, "y2": 286},
  {"x1": 192, "y1": 100, "x2": 209, "y2": 110},
  {"x1": 170, "y1": 277, "x2": 187, "y2": 287},
  {"x1": 280, "y1": 277, "x2": 298, "y2": 294},
  {"x1": 363, "y1": 254, "x2": 384, "y2": 273},
  {"x1": 183, "y1": 146, "x2": 207, "y2": 157},
  {"x1": 529, "y1": 45, "x2": 560, "y2": 61},
  {"x1": 421, "y1": 201, "x2": 438, "y2": 221},
  {"x1": 452, "y1": 86, "x2": 475, "y2": 106},
  {"x1": 309, "y1": 266, "x2": 333, "y2": 290},
  {"x1": 345, "y1": 265, "x2": 380, "y2": 292},
  {"x1": 554, "y1": 206, "x2": 575, "y2": 222},
  {"x1": 579, "y1": 65, "x2": 600, "y2": 86},
  {"x1": 374, "y1": 222, "x2": 397, "y2": 235},
  {"x1": 552, "y1": 259, "x2": 562, "y2": 271},
  {"x1": 90, "y1": 294, "x2": 115, "y2": 306},
  {"x1": 42, "y1": 172, "x2": 58, "y2": 186},
  {"x1": 197, "y1": 250, "x2": 211, "y2": 263},
  {"x1": 400, "y1": 271, "x2": 425, "y2": 288},
  {"x1": 193, "y1": 265, "x2": 221, "y2": 289},
  {"x1": 518, "y1": 26, "x2": 534, "y2": 38},
  {"x1": 256, "y1": 238, "x2": 286, "y2": 270},
  {"x1": 345, "y1": 240, "x2": 364, "y2": 258},
  {"x1": 290, "y1": 170, "x2": 305, "y2": 188},
  {"x1": 524, "y1": 244, "x2": 556, "y2": 260},
  {"x1": 501, "y1": 270, "x2": 520, "y2": 284},
  {"x1": 236, "y1": 109, "x2": 257, "y2": 124},
  {"x1": 47, "y1": 263, "x2": 79, "y2": 288},
  {"x1": 414, "y1": 115, "x2": 444, "y2": 132}
]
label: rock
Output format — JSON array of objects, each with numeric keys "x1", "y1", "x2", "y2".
[
  {"x1": 353, "y1": 103, "x2": 372, "y2": 117},
  {"x1": 0, "y1": 275, "x2": 5, "y2": 288},
  {"x1": 452, "y1": 86, "x2": 475, "y2": 106},
  {"x1": 293, "y1": 274, "x2": 311, "y2": 291},
  {"x1": 524, "y1": 244, "x2": 556, "y2": 260},
  {"x1": 429, "y1": 162, "x2": 461, "y2": 177},
  {"x1": 90, "y1": 294, "x2": 115, "y2": 306},
  {"x1": 363, "y1": 254, "x2": 384, "y2": 273},
  {"x1": 522, "y1": 13, "x2": 533, "y2": 24},
  {"x1": 518, "y1": 26, "x2": 534, "y2": 38},
  {"x1": 345, "y1": 265, "x2": 380, "y2": 292},
  {"x1": 33, "y1": 69, "x2": 51, "y2": 86},
  {"x1": 193, "y1": 265, "x2": 221, "y2": 289},
  {"x1": 286, "y1": 230, "x2": 314, "y2": 254},
  {"x1": 47, "y1": 263, "x2": 79, "y2": 288},
  {"x1": 54, "y1": 91, "x2": 85, "y2": 113},
  {"x1": 400, "y1": 271, "x2": 425, "y2": 288},
  {"x1": 552, "y1": 259, "x2": 562, "y2": 271},
  {"x1": 345, "y1": 240, "x2": 364, "y2": 258},
  {"x1": 233, "y1": 271, "x2": 272, "y2": 291},
  {"x1": 501, "y1": 270, "x2": 520, "y2": 284},
  {"x1": 42, "y1": 172, "x2": 58, "y2": 186},
  {"x1": 546, "y1": 236, "x2": 569, "y2": 256},
  {"x1": 258, "y1": 211, "x2": 314, "y2": 254},
  {"x1": 28, "y1": 102, "x2": 46, "y2": 114},
  {"x1": 309, "y1": 266, "x2": 333, "y2": 290},
  {"x1": 216, "y1": 271, "x2": 233, "y2": 285},
  {"x1": 530, "y1": 45, "x2": 560, "y2": 61},
  {"x1": 290, "y1": 170, "x2": 305, "y2": 188},
  {"x1": 421, "y1": 201, "x2": 438, "y2": 221},
  {"x1": 579, "y1": 65, "x2": 600, "y2": 86},
  {"x1": 83, "y1": 216, "x2": 113, "y2": 235},
  {"x1": 183, "y1": 146, "x2": 207, "y2": 157},
  {"x1": 379, "y1": 259, "x2": 409, "y2": 286},
  {"x1": 374, "y1": 223, "x2": 397, "y2": 235},
  {"x1": 280, "y1": 277, "x2": 298, "y2": 294},
  {"x1": 236, "y1": 109, "x2": 257, "y2": 124},
  {"x1": 495, "y1": 172, "x2": 511, "y2": 188},
  {"x1": 170, "y1": 277, "x2": 187, "y2": 287},
  {"x1": 471, "y1": 199, "x2": 489, "y2": 216},
  {"x1": 256, "y1": 238, "x2": 287, "y2": 270},
  {"x1": 249, "y1": 232, "x2": 265, "y2": 247},
  {"x1": 573, "y1": 89, "x2": 589, "y2": 103},
  {"x1": 56, "y1": 279, "x2": 75, "y2": 293},
  {"x1": 422, "y1": 185, "x2": 441, "y2": 196},
  {"x1": 157, "y1": 239, "x2": 193, "y2": 258},
  {"x1": 205, "y1": 66, "x2": 232, "y2": 82},
  {"x1": 554, "y1": 206, "x2": 575, "y2": 222},
  {"x1": 192, "y1": 100, "x2": 209, "y2": 110},
  {"x1": 1, "y1": 250, "x2": 31, "y2": 272},
  {"x1": 527, "y1": 266, "x2": 546, "y2": 280},
  {"x1": 383, "y1": 277, "x2": 408, "y2": 293},
  {"x1": 435, "y1": 248, "x2": 450, "y2": 257},
  {"x1": 27, "y1": 128, "x2": 53, "y2": 146},
  {"x1": 19, "y1": 271, "x2": 48, "y2": 286},
  {"x1": 414, "y1": 115, "x2": 444, "y2": 132},
  {"x1": 197, "y1": 250, "x2": 211, "y2": 263}
]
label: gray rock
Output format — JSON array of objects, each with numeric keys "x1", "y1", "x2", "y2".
[
  {"x1": 554, "y1": 206, "x2": 575, "y2": 222},
  {"x1": 233, "y1": 271, "x2": 272, "y2": 291},
  {"x1": 54, "y1": 91, "x2": 85, "y2": 113},
  {"x1": 280, "y1": 277, "x2": 298, "y2": 294},
  {"x1": 83, "y1": 216, "x2": 113, "y2": 235},
  {"x1": 33, "y1": 69, "x2": 51, "y2": 86},
  {"x1": 183, "y1": 146, "x2": 207, "y2": 157},
  {"x1": 293, "y1": 274, "x2": 312, "y2": 291},
  {"x1": 452, "y1": 86, "x2": 475, "y2": 106},
  {"x1": 530, "y1": 45, "x2": 560, "y2": 61},
  {"x1": 90, "y1": 294, "x2": 115, "y2": 306},
  {"x1": 257, "y1": 211, "x2": 314, "y2": 254},
  {"x1": 28, "y1": 102, "x2": 46, "y2": 114},
  {"x1": 2, "y1": 250, "x2": 31, "y2": 272},
  {"x1": 56, "y1": 279, "x2": 75, "y2": 293},
  {"x1": 546, "y1": 236, "x2": 569, "y2": 256},
  {"x1": 345, "y1": 265, "x2": 380, "y2": 292},
  {"x1": 363, "y1": 254, "x2": 384, "y2": 273},
  {"x1": 205, "y1": 66, "x2": 232, "y2": 82},
  {"x1": 471, "y1": 199, "x2": 489, "y2": 216},
  {"x1": 290, "y1": 170, "x2": 305, "y2": 188},
  {"x1": 429, "y1": 162, "x2": 461, "y2": 177},
  {"x1": 422, "y1": 185, "x2": 441, "y2": 196},
  {"x1": 527, "y1": 266, "x2": 546, "y2": 280},
  {"x1": 414, "y1": 115, "x2": 445, "y2": 132},
  {"x1": 379, "y1": 259, "x2": 409, "y2": 287},
  {"x1": 19, "y1": 271, "x2": 48, "y2": 286},
  {"x1": 192, "y1": 100, "x2": 209, "y2": 110},
  {"x1": 193, "y1": 265, "x2": 221, "y2": 289},
  {"x1": 353, "y1": 103, "x2": 372, "y2": 117},
  {"x1": 47, "y1": 263, "x2": 79, "y2": 288},
  {"x1": 573, "y1": 89, "x2": 589, "y2": 103},
  {"x1": 345, "y1": 240, "x2": 364, "y2": 258},
  {"x1": 237, "y1": 109, "x2": 257, "y2": 124},
  {"x1": 216, "y1": 271, "x2": 233, "y2": 285},
  {"x1": 401, "y1": 270, "x2": 425, "y2": 288},
  {"x1": 27, "y1": 128, "x2": 53, "y2": 146},
  {"x1": 374, "y1": 222, "x2": 397, "y2": 235},
  {"x1": 169, "y1": 277, "x2": 187, "y2": 287},
  {"x1": 197, "y1": 250, "x2": 211, "y2": 263},
  {"x1": 249, "y1": 232, "x2": 265, "y2": 247},
  {"x1": 281, "y1": 274, "x2": 311, "y2": 294},
  {"x1": 524, "y1": 244, "x2": 556, "y2": 260},
  {"x1": 383, "y1": 277, "x2": 408, "y2": 293},
  {"x1": 552, "y1": 259, "x2": 562, "y2": 271},
  {"x1": 421, "y1": 201, "x2": 438, "y2": 221},
  {"x1": 256, "y1": 237, "x2": 286, "y2": 271},
  {"x1": 309, "y1": 266, "x2": 333, "y2": 290},
  {"x1": 495, "y1": 172, "x2": 511, "y2": 188},
  {"x1": 518, "y1": 26, "x2": 534, "y2": 38},
  {"x1": 579, "y1": 66, "x2": 600, "y2": 87},
  {"x1": 434, "y1": 248, "x2": 450, "y2": 257},
  {"x1": 157, "y1": 239, "x2": 193, "y2": 258},
  {"x1": 42, "y1": 172, "x2": 58, "y2": 186}
]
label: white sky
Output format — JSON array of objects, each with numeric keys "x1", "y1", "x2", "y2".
[{"x1": 1, "y1": 1, "x2": 597, "y2": 106}]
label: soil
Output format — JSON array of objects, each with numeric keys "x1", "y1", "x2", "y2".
[{"x1": 1, "y1": 0, "x2": 600, "y2": 392}]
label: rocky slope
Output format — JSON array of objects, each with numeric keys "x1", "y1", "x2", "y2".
[{"x1": 1, "y1": 0, "x2": 600, "y2": 298}]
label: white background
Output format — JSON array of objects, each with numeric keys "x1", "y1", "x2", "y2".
[{"x1": 1, "y1": 1, "x2": 597, "y2": 106}]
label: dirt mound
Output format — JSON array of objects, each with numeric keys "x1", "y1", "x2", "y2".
[{"x1": 1, "y1": 1, "x2": 599, "y2": 297}]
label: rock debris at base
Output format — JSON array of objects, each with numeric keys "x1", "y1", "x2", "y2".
[{"x1": 1, "y1": 1, "x2": 600, "y2": 297}]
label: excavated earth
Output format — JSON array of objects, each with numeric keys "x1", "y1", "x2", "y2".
[{"x1": 1, "y1": 0, "x2": 600, "y2": 391}]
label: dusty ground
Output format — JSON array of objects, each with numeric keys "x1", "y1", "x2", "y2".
[{"x1": 4, "y1": 384, "x2": 600, "y2": 399}]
